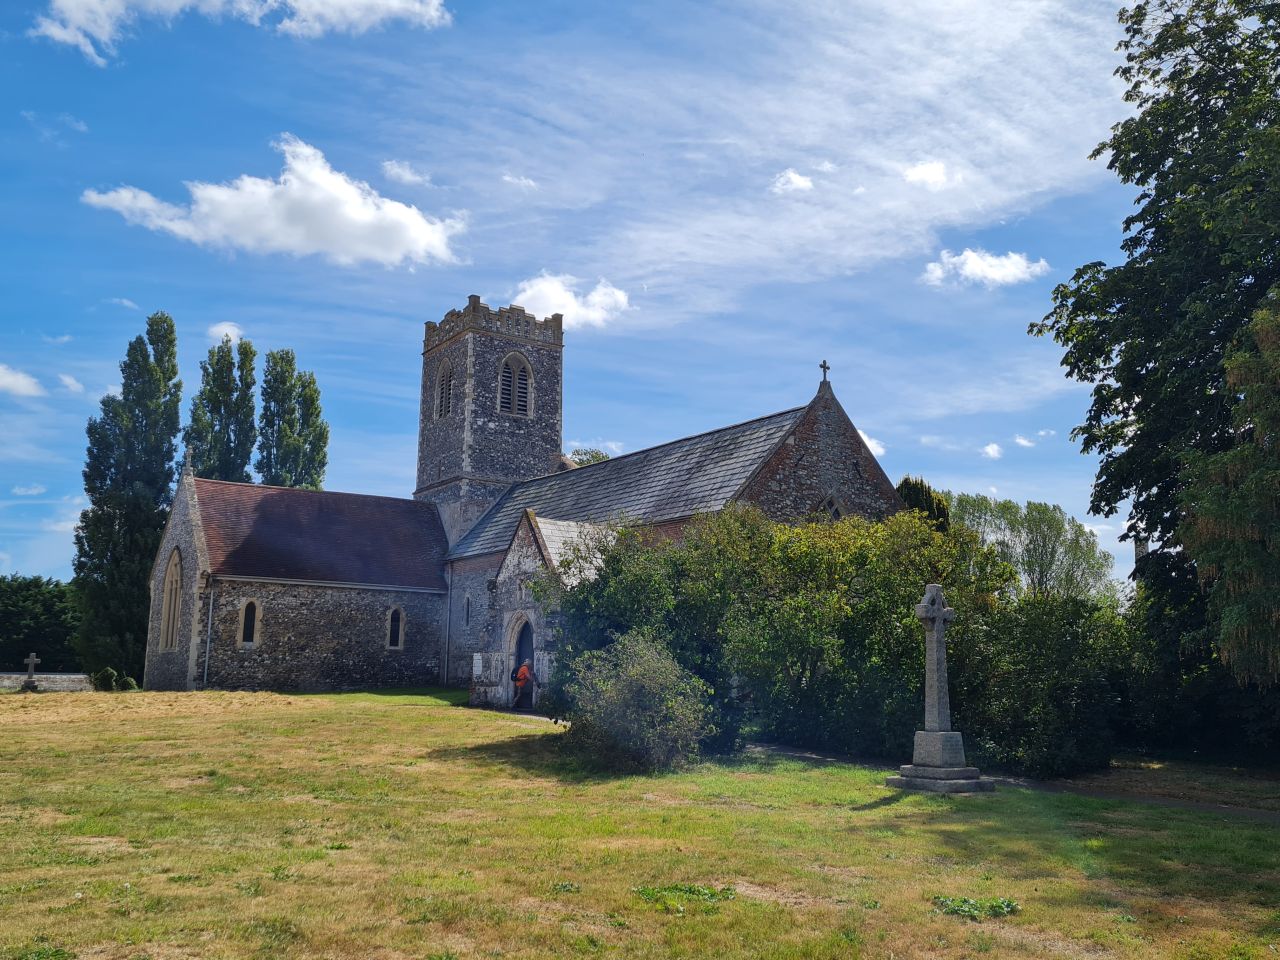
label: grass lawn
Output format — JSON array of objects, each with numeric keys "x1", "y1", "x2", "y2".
[{"x1": 1, "y1": 690, "x2": 1277, "y2": 960}]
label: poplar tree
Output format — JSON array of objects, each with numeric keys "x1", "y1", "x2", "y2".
[
  {"x1": 256, "y1": 349, "x2": 329, "y2": 489},
  {"x1": 185, "y1": 334, "x2": 257, "y2": 482},
  {"x1": 73, "y1": 311, "x2": 182, "y2": 677}
]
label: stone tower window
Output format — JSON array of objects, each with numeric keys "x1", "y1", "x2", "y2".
[
  {"x1": 435, "y1": 363, "x2": 453, "y2": 419},
  {"x1": 386, "y1": 607, "x2": 405, "y2": 650},
  {"x1": 160, "y1": 549, "x2": 182, "y2": 651},
  {"x1": 499, "y1": 354, "x2": 532, "y2": 417}
]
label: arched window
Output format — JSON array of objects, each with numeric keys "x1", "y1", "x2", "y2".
[
  {"x1": 160, "y1": 549, "x2": 182, "y2": 651},
  {"x1": 239, "y1": 600, "x2": 258, "y2": 648},
  {"x1": 499, "y1": 354, "x2": 532, "y2": 417},
  {"x1": 387, "y1": 607, "x2": 405, "y2": 650},
  {"x1": 435, "y1": 363, "x2": 453, "y2": 419}
]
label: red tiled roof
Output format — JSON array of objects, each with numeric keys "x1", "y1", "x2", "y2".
[{"x1": 193, "y1": 478, "x2": 448, "y2": 590}]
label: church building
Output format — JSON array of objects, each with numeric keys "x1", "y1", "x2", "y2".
[{"x1": 142, "y1": 295, "x2": 902, "y2": 702}]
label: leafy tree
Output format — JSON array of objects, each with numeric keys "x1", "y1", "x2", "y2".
[
  {"x1": 947, "y1": 493, "x2": 1114, "y2": 599},
  {"x1": 896, "y1": 475, "x2": 950, "y2": 532},
  {"x1": 256, "y1": 349, "x2": 329, "y2": 489},
  {"x1": 73, "y1": 312, "x2": 182, "y2": 676},
  {"x1": 1180, "y1": 296, "x2": 1280, "y2": 684},
  {"x1": 1031, "y1": 2, "x2": 1280, "y2": 613},
  {"x1": 569, "y1": 447, "x2": 611, "y2": 466},
  {"x1": 184, "y1": 334, "x2": 257, "y2": 482},
  {"x1": 0, "y1": 574, "x2": 80, "y2": 672}
]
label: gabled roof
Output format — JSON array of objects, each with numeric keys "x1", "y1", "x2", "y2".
[
  {"x1": 193, "y1": 478, "x2": 448, "y2": 590},
  {"x1": 449, "y1": 406, "x2": 806, "y2": 559},
  {"x1": 523, "y1": 514, "x2": 615, "y2": 586}
]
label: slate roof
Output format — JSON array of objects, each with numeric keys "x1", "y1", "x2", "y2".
[
  {"x1": 193, "y1": 478, "x2": 449, "y2": 590},
  {"x1": 531, "y1": 516, "x2": 615, "y2": 585},
  {"x1": 450, "y1": 406, "x2": 805, "y2": 559}
]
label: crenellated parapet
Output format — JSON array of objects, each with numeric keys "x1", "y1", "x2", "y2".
[{"x1": 425, "y1": 294, "x2": 564, "y2": 352}]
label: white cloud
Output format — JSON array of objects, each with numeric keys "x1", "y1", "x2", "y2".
[
  {"x1": 981, "y1": 442, "x2": 1003, "y2": 460},
  {"x1": 0, "y1": 364, "x2": 45, "y2": 397},
  {"x1": 108, "y1": 297, "x2": 138, "y2": 309},
  {"x1": 1014, "y1": 434, "x2": 1034, "y2": 448},
  {"x1": 42, "y1": 515, "x2": 79, "y2": 533},
  {"x1": 42, "y1": 334, "x2": 72, "y2": 344},
  {"x1": 513, "y1": 273, "x2": 630, "y2": 330},
  {"x1": 31, "y1": 0, "x2": 450, "y2": 65},
  {"x1": 58, "y1": 374, "x2": 85, "y2": 393},
  {"x1": 83, "y1": 134, "x2": 465, "y2": 267},
  {"x1": 1038, "y1": 428, "x2": 1057, "y2": 437},
  {"x1": 858, "y1": 429, "x2": 886, "y2": 457},
  {"x1": 902, "y1": 160, "x2": 952, "y2": 190},
  {"x1": 988, "y1": 486, "x2": 999, "y2": 494},
  {"x1": 770, "y1": 168, "x2": 813, "y2": 194},
  {"x1": 922, "y1": 248, "x2": 1050, "y2": 288},
  {"x1": 11, "y1": 484, "x2": 47, "y2": 496},
  {"x1": 382, "y1": 159, "x2": 430, "y2": 185},
  {"x1": 208, "y1": 321, "x2": 244, "y2": 343},
  {"x1": 502, "y1": 173, "x2": 538, "y2": 190},
  {"x1": 814, "y1": 160, "x2": 837, "y2": 173}
]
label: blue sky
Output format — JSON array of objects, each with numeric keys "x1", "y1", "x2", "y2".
[{"x1": 1, "y1": 0, "x2": 1139, "y2": 582}]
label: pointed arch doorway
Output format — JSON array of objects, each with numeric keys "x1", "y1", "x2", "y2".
[{"x1": 514, "y1": 621, "x2": 535, "y2": 709}]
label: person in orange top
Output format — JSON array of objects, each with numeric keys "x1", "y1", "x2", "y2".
[{"x1": 513, "y1": 659, "x2": 534, "y2": 707}]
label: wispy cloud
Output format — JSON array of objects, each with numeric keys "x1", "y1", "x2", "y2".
[
  {"x1": 502, "y1": 173, "x2": 538, "y2": 190},
  {"x1": 107, "y1": 297, "x2": 138, "y2": 309},
  {"x1": 770, "y1": 168, "x2": 813, "y2": 194},
  {"x1": 11, "y1": 484, "x2": 47, "y2": 496},
  {"x1": 32, "y1": 0, "x2": 451, "y2": 66},
  {"x1": 1014, "y1": 434, "x2": 1034, "y2": 448},
  {"x1": 1038, "y1": 428, "x2": 1057, "y2": 437},
  {"x1": 83, "y1": 135, "x2": 465, "y2": 267},
  {"x1": 42, "y1": 334, "x2": 72, "y2": 345},
  {"x1": 922, "y1": 248, "x2": 1050, "y2": 288},
  {"x1": 981, "y1": 442, "x2": 1003, "y2": 460},
  {"x1": 513, "y1": 273, "x2": 630, "y2": 330},
  {"x1": 20, "y1": 109, "x2": 88, "y2": 145},
  {"x1": 0, "y1": 364, "x2": 44, "y2": 397},
  {"x1": 58, "y1": 374, "x2": 85, "y2": 393},
  {"x1": 382, "y1": 159, "x2": 430, "y2": 185}
]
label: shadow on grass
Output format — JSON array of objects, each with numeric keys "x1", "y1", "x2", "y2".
[
  {"x1": 424, "y1": 731, "x2": 634, "y2": 783},
  {"x1": 920, "y1": 786, "x2": 1280, "y2": 909},
  {"x1": 294, "y1": 687, "x2": 470, "y2": 706}
]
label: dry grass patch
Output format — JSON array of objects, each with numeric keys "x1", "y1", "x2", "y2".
[{"x1": 0, "y1": 689, "x2": 1275, "y2": 960}]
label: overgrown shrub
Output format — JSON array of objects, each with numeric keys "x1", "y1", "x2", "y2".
[
  {"x1": 89, "y1": 666, "x2": 139, "y2": 691},
  {"x1": 560, "y1": 628, "x2": 715, "y2": 771}
]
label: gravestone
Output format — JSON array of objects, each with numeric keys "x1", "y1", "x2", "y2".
[
  {"x1": 886, "y1": 585, "x2": 993, "y2": 793},
  {"x1": 21, "y1": 653, "x2": 40, "y2": 693}
]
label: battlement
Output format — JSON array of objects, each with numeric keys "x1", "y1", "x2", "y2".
[{"x1": 425, "y1": 295, "x2": 564, "y2": 351}]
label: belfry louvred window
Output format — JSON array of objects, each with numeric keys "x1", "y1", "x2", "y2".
[
  {"x1": 499, "y1": 356, "x2": 532, "y2": 416},
  {"x1": 436, "y1": 364, "x2": 453, "y2": 418}
]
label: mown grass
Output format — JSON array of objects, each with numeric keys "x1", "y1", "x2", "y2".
[{"x1": 0, "y1": 689, "x2": 1276, "y2": 959}]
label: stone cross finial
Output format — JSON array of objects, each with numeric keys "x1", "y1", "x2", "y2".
[
  {"x1": 819, "y1": 359, "x2": 830, "y2": 381},
  {"x1": 914, "y1": 584, "x2": 954, "y2": 733},
  {"x1": 23, "y1": 652, "x2": 40, "y2": 679}
]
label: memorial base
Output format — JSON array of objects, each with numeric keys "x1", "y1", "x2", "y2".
[{"x1": 886, "y1": 730, "x2": 995, "y2": 793}]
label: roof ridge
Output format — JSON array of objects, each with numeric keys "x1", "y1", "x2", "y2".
[
  {"x1": 545, "y1": 404, "x2": 806, "y2": 479},
  {"x1": 193, "y1": 476, "x2": 426, "y2": 507}
]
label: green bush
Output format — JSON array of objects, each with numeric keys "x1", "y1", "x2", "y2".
[
  {"x1": 90, "y1": 667, "x2": 118, "y2": 691},
  {"x1": 560, "y1": 628, "x2": 715, "y2": 771}
]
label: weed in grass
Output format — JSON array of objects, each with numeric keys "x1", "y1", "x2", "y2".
[
  {"x1": 932, "y1": 895, "x2": 1020, "y2": 921},
  {"x1": 634, "y1": 884, "x2": 735, "y2": 915},
  {"x1": 12, "y1": 947, "x2": 75, "y2": 960},
  {"x1": 552, "y1": 881, "x2": 582, "y2": 894},
  {"x1": 241, "y1": 917, "x2": 302, "y2": 951},
  {"x1": 235, "y1": 879, "x2": 262, "y2": 897},
  {"x1": 268, "y1": 865, "x2": 296, "y2": 881},
  {"x1": 860, "y1": 898, "x2": 881, "y2": 910}
]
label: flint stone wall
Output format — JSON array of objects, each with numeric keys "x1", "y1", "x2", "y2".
[
  {"x1": 143, "y1": 472, "x2": 208, "y2": 691},
  {"x1": 740, "y1": 382, "x2": 902, "y2": 522},
  {"x1": 199, "y1": 579, "x2": 446, "y2": 691}
]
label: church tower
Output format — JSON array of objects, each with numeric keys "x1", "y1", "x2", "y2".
[{"x1": 415, "y1": 295, "x2": 564, "y2": 542}]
